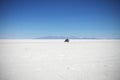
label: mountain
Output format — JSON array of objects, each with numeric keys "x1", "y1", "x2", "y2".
[
  {"x1": 35, "y1": 36, "x2": 67, "y2": 39},
  {"x1": 34, "y1": 36, "x2": 97, "y2": 39}
]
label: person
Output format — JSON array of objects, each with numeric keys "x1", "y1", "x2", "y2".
[{"x1": 64, "y1": 38, "x2": 69, "y2": 42}]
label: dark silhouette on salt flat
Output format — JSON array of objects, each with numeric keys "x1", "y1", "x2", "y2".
[{"x1": 64, "y1": 39, "x2": 69, "y2": 42}]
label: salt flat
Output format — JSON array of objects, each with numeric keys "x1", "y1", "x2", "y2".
[{"x1": 0, "y1": 39, "x2": 120, "y2": 80}]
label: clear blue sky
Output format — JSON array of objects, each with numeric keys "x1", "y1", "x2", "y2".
[{"x1": 0, "y1": 0, "x2": 120, "y2": 39}]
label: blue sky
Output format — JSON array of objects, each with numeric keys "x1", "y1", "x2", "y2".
[{"x1": 0, "y1": 0, "x2": 120, "y2": 39}]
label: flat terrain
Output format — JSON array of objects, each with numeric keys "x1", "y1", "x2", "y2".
[{"x1": 0, "y1": 39, "x2": 120, "y2": 80}]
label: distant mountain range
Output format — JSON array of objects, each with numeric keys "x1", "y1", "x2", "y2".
[{"x1": 34, "y1": 36, "x2": 98, "y2": 39}]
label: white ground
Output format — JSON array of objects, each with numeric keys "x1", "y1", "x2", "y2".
[{"x1": 0, "y1": 39, "x2": 120, "y2": 80}]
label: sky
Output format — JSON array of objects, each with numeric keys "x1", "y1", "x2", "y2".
[{"x1": 0, "y1": 0, "x2": 120, "y2": 39}]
